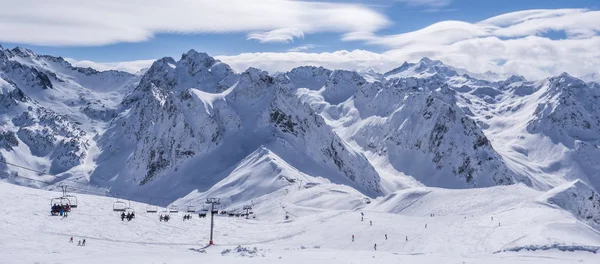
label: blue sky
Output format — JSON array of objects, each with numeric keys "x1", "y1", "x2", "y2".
[
  {"x1": 2, "y1": 0, "x2": 598, "y2": 62},
  {"x1": 1, "y1": 0, "x2": 599, "y2": 80}
]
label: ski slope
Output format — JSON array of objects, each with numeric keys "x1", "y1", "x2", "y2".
[{"x1": 1, "y1": 181, "x2": 599, "y2": 263}]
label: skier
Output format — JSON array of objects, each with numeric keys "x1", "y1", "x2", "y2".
[
  {"x1": 82, "y1": 239, "x2": 86, "y2": 246},
  {"x1": 352, "y1": 235, "x2": 354, "y2": 242},
  {"x1": 361, "y1": 216, "x2": 364, "y2": 221},
  {"x1": 385, "y1": 234, "x2": 387, "y2": 240},
  {"x1": 498, "y1": 222, "x2": 501, "y2": 227},
  {"x1": 69, "y1": 237, "x2": 73, "y2": 243},
  {"x1": 425, "y1": 224, "x2": 427, "y2": 228},
  {"x1": 491, "y1": 216, "x2": 493, "y2": 221},
  {"x1": 159, "y1": 215, "x2": 164, "y2": 222},
  {"x1": 370, "y1": 221, "x2": 372, "y2": 226},
  {"x1": 374, "y1": 243, "x2": 377, "y2": 251},
  {"x1": 405, "y1": 236, "x2": 408, "y2": 242},
  {"x1": 78, "y1": 240, "x2": 81, "y2": 246},
  {"x1": 121, "y1": 212, "x2": 125, "y2": 221}
]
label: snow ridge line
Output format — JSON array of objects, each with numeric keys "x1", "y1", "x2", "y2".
[{"x1": 494, "y1": 244, "x2": 600, "y2": 254}]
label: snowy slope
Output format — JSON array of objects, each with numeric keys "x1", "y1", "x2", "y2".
[{"x1": 2, "y1": 181, "x2": 599, "y2": 263}]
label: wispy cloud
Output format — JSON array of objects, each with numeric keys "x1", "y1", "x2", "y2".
[
  {"x1": 66, "y1": 8, "x2": 600, "y2": 82},
  {"x1": 65, "y1": 58, "x2": 155, "y2": 74},
  {"x1": 287, "y1": 44, "x2": 321, "y2": 52},
  {"x1": 247, "y1": 28, "x2": 304, "y2": 43},
  {"x1": 0, "y1": 0, "x2": 389, "y2": 46}
]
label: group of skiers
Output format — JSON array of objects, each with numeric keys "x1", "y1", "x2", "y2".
[
  {"x1": 159, "y1": 215, "x2": 171, "y2": 222},
  {"x1": 182, "y1": 214, "x2": 192, "y2": 221},
  {"x1": 69, "y1": 237, "x2": 86, "y2": 246},
  {"x1": 355, "y1": 212, "x2": 409, "y2": 251},
  {"x1": 120, "y1": 212, "x2": 135, "y2": 221},
  {"x1": 51, "y1": 204, "x2": 71, "y2": 216}
]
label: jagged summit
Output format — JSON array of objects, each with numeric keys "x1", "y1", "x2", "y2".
[{"x1": 384, "y1": 57, "x2": 459, "y2": 80}]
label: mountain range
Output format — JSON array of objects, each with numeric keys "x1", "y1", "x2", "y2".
[{"x1": 1, "y1": 44, "x2": 599, "y2": 224}]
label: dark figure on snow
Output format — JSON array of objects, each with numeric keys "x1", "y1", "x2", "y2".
[
  {"x1": 406, "y1": 236, "x2": 408, "y2": 242},
  {"x1": 82, "y1": 239, "x2": 86, "y2": 246},
  {"x1": 121, "y1": 212, "x2": 125, "y2": 221},
  {"x1": 370, "y1": 221, "x2": 372, "y2": 226},
  {"x1": 69, "y1": 237, "x2": 73, "y2": 243},
  {"x1": 352, "y1": 235, "x2": 354, "y2": 242},
  {"x1": 425, "y1": 224, "x2": 427, "y2": 228},
  {"x1": 385, "y1": 234, "x2": 387, "y2": 240},
  {"x1": 374, "y1": 243, "x2": 377, "y2": 251},
  {"x1": 78, "y1": 240, "x2": 81, "y2": 246}
]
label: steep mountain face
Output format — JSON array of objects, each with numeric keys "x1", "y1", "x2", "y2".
[
  {"x1": 384, "y1": 58, "x2": 459, "y2": 80},
  {"x1": 291, "y1": 70, "x2": 520, "y2": 190},
  {"x1": 352, "y1": 78, "x2": 520, "y2": 188},
  {"x1": 92, "y1": 53, "x2": 381, "y2": 199},
  {"x1": 462, "y1": 73, "x2": 600, "y2": 191},
  {"x1": 0, "y1": 45, "x2": 139, "y2": 176},
  {"x1": 538, "y1": 179, "x2": 600, "y2": 229}
]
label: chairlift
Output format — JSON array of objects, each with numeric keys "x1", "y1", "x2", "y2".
[
  {"x1": 63, "y1": 195, "x2": 78, "y2": 208},
  {"x1": 113, "y1": 199, "x2": 127, "y2": 212},
  {"x1": 50, "y1": 197, "x2": 71, "y2": 215},
  {"x1": 50, "y1": 197, "x2": 71, "y2": 209},
  {"x1": 187, "y1": 204, "x2": 196, "y2": 213},
  {"x1": 168, "y1": 205, "x2": 179, "y2": 213},
  {"x1": 125, "y1": 207, "x2": 135, "y2": 215},
  {"x1": 58, "y1": 185, "x2": 78, "y2": 208},
  {"x1": 146, "y1": 204, "x2": 158, "y2": 213}
]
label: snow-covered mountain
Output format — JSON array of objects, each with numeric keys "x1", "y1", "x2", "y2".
[{"x1": 1, "y1": 44, "x2": 600, "y2": 225}]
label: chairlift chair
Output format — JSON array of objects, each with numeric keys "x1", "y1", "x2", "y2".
[
  {"x1": 187, "y1": 204, "x2": 196, "y2": 213},
  {"x1": 50, "y1": 197, "x2": 71, "y2": 215},
  {"x1": 50, "y1": 197, "x2": 71, "y2": 209},
  {"x1": 113, "y1": 199, "x2": 127, "y2": 212},
  {"x1": 125, "y1": 207, "x2": 135, "y2": 215},
  {"x1": 168, "y1": 205, "x2": 179, "y2": 213},
  {"x1": 146, "y1": 204, "x2": 158, "y2": 213},
  {"x1": 62, "y1": 195, "x2": 78, "y2": 208}
]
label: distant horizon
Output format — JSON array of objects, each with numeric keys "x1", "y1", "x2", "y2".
[
  {"x1": 1, "y1": 1, "x2": 599, "y2": 80},
  {"x1": 2, "y1": 43, "x2": 595, "y2": 83}
]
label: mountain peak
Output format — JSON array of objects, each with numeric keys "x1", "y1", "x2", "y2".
[
  {"x1": 181, "y1": 49, "x2": 214, "y2": 63},
  {"x1": 505, "y1": 75, "x2": 527, "y2": 83},
  {"x1": 10, "y1": 46, "x2": 37, "y2": 58},
  {"x1": 420, "y1": 57, "x2": 434, "y2": 64}
]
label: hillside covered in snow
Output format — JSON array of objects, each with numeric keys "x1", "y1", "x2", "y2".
[{"x1": 2, "y1": 44, "x2": 600, "y2": 262}]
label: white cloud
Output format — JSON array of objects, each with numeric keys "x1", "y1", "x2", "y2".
[
  {"x1": 287, "y1": 44, "x2": 320, "y2": 52},
  {"x1": 247, "y1": 28, "x2": 304, "y2": 43},
  {"x1": 63, "y1": 8, "x2": 600, "y2": 82},
  {"x1": 65, "y1": 58, "x2": 155, "y2": 74},
  {"x1": 216, "y1": 50, "x2": 395, "y2": 73},
  {"x1": 0, "y1": 0, "x2": 389, "y2": 46}
]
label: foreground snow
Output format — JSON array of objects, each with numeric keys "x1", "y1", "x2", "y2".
[{"x1": 1, "y1": 182, "x2": 598, "y2": 263}]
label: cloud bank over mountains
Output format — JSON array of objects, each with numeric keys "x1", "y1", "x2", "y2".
[{"x1": 26, "y1": 2, "x2": 598, "y2": 82}]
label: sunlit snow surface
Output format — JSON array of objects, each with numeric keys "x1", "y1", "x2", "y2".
[{"x1": 2, "y1": 182, "x2": 599, "y2": 263}]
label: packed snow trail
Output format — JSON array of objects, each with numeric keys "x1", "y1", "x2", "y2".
[{"x1": 1, "y1": 181, "x2": 600, "y2": 263}]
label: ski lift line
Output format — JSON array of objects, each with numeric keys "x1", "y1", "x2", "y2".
[
  {"x1": 0, "y1": 159, "x2": 49, "y2": 175},
  {"x1": 2, "y1": 159, "x2": 230, "y2": 210}
]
